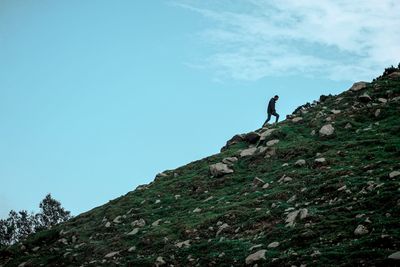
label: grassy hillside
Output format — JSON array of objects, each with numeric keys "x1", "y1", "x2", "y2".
[{"x1": 1, "y1": 69, "x2": 400, "y2": 266}]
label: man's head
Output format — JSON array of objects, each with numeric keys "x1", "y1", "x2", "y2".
[{"x1": 274, "y1": 95, "x2": 279, "y2": 101}]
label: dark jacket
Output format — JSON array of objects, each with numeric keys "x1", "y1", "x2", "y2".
[{"x1": 267, "y1": 98, "x2": 276, "y2": 114}]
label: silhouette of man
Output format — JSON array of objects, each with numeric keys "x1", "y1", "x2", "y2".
[{"x1": 263, "y1": 95, "x2": 280, "y2": 126}]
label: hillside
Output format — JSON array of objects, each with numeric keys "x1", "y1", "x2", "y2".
[{"x1": 1, "y1": 68, "x2": 400, "y2": 267}]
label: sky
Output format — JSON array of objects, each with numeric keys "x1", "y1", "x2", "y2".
[{"x1": 1, "y1": 0, "x2": 399, "y2": 219}]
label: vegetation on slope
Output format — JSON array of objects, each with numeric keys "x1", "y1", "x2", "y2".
[{"x1": 1, "y1": 68, "x2": 400, "y2": 267}]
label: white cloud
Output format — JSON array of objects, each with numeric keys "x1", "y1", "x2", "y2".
[{"x1": 176, "y1": 0, "x2": 400, "y2": 81}]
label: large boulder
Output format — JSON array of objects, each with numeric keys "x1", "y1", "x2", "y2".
[
  {"x1": 349, "y1": 81, "x2": 368, "y2": 92},
  {"x1": 240, "y1": 147, "x2": 258, "y2": 157},
  {"x1": 245, "y1": 249, "x2": 266, "y2": 265},
  {"x1": 244, "y1": 132, "x2": 261, "y2": 144},
  {"x1": 259, "y1": 128, "x2": 276, "y2": 141},
  {"x1": 319, "y1": 124, "x2": 335, "y2": 136},
  {"x1": 221, "y1": 134, "x2": 245, "y2": 151},
  {"x1": 359, "y1": 93, "x2": 372, "y2": 103},
  {"x1": 209, "y1": 163, "x2": 234, "y2": 177}
]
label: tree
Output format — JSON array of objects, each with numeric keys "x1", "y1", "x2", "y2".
[
  {"x1": 36, "y1": 194, "x2": 71, "y2": 230},
  {"x1": 0, "y1": 194, "x2": 72, "y2": 246}
]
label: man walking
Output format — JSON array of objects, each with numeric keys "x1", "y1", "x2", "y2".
[{"x1": 263, "y1": 95, "x2": 280, "y2": 127}]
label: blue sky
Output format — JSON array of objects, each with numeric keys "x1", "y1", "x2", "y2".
[{"x1": 1, "y1": 0, "x2": 399, "y2": 218}]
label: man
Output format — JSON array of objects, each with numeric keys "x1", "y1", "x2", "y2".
[{"x1": 263, "y1": 95, "x2": 280, "y2": 126}]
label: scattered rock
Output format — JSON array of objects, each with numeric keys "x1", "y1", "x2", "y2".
[
  {"x1": 359, "y1": 93, "x2": 372, "y2": 103},
  {"x1": 267, "y1": 241, "x2": 280, "y2": 248},
  {"x1": 260, "y1": 129, "x2": 276, "y2": 141},
  {"x1": 375, "y1": 109, "x2": 381, "y2": 117},
  {"x1": 174, "y1": 195, "x2": 181, "y2": 200},
  {"x1": 319, "y1": 124, "x2": 335, "y2": 136},
  {"x1": 245, "y1": 249, "x2": 266, "y2": 265},
  {"x1": 295, "y1": 159, "x2": 306, "y2": 167},
  {"x1": 155, "y1": 199, "x2": 161, "y2": 204},
  {"x1": 152, "y1": 219, "x2": 162, "y2": 227},
  {"x1": 286, "y1": 208, "x2": 308, "y2": 227},
  {"x1": 314, "y1": 158, "x2": 327, "y2": 165},
  {"x1": 105, "y1": 221, "x2": 111, "y2": 228},
  {"x1": 266, "y1": 139, "x2": 279, "y2": 146},
  {"x1": 176, "y1": 240, "x2": 191, "y2": 248},
  {"x1": 104, "y1": 251, "x2": 119, "y2": 258},
  {"x1": 389, "y1": 171, "x2": 400, "y2": 178},
  {"x1": 349, "y1": 81, "x2": 368, "y2": 92},
  {"x1": 131, "y1": 219, "x2": 146, "y2": 227},
  {"x1": 388, "y1": 251, "x2": 400, "y2": 260},
  {"x1": 331, "y1": 109, "x2": 341, "y2": 114},
  {"x1": 210, "y1": 163, "x2": 234, "y2": 177},
  {"x1": 262, "y1": 183, "x2": 270, "y2": 189},
  {"x1": 32, "y1": 246, "x2": 40, "y2": 252},
  {"x1": 252, "y1": 177, "x2": 265, "y2": 187},
  {"x1": 240, "y1": 147, "x2": 258, "y2": 157},
  {"x1": 113, "y1": 216, "x2": 122, "y2": 224},
  {"x1": 222, "y1": 157, "x2": 238, "y2": 166},
  {"x1": 222, "y1": 134, "x2": 245, "y2": 151},
  {"x1": 216, "y1": 223, "x2": 229, "y2": 236},
  {"x1": 244, "y1": 132, "x2": 261, "y2": 144},
  {"x1": 193, "y1": 208, "x2": 202, "y2": 213},
  {"x1": 292, "y1": 117, "x2": 303, "y2": 123},
  {"x1": 354, "y1": 225, "x2": 369, "y2": 236},
  {"x1": 155, "y1": 256, "x2": 166, "y2": 266},
  {"x1": 128, "y1": 246, "x2": 136, "y2": 252},
  {"x1": 345, "y1": 123, "x2": 352, "y2": 129},
  {"x1": 127, "y1": 228, "x2": 139, "y2": 236}
]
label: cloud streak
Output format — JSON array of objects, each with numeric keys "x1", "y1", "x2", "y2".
[{"x1": 176, "y1": 0, "x2": 400, "y2": 81}]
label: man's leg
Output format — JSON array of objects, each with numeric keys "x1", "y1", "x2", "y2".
[
  {"x1": 273, "y1": 112, "x2": 280, "y2": 123},
  {"x1": 263, "y1": 113, "x2": 272, "y2": 127}
]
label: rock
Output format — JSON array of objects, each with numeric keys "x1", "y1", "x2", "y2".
[
  {"x1": 174, "y1": 195, "x2": 181, "y2": 200},
  {"x1": 131, "y1": 219, "x2": 146, "y2": 227},
  {"x1": 222, "y1": 157, "x2": 238, "y2": 166},
  {"x1": 389, "y1": 171, "x2": 400, "y2": 178},
  {"x1": 388, "y1": 251, "x2": 400, "y2": 260},
  {"x1": 345, "y1": 123, "x2": 352, "y2": 129},
  {"x1": 285, "y1": 210, "x2": 300, "y2": 227},
  {"x1": 378, "y1": 98, "x2": 388, "y2": 103},
  {"x1": 155, "y1": 199, "x2": 161, "y2": 204},
  {"x1": 292, "y1": 117, "x2": 303, "y2": 123},
  {"x1": 105, "y1": 221, "x2": 111, "y2": 228},
  {"x1": 266, "y1": 139, "x2": 279, "y2": 146},
  {"x1": 253, "y1": 177, "x2": 265, "y2": 187},
  {"x1": 299, "y1": 208, "x2": 308, "y2": 219},
  {"x1": 319, "y1": 124, "x2": 335, "y2": 136},
  {"x1": 32, "y1": 246, "x2": 40, "y2": 252},
  {"x1": 104, "y1": 251, "x2": 119, "y2": 258},
  {"x1": 128, "y1": 246, "x2": 136, "y2": 252},
  {"x1": 285, "y1": 208, "x2": 308, "y2": 227},
  {"x1": 58, "y1": 238, "x2": 68, "y2": 245},
  {"x1": 388, "y1": 71, "x2": 400, "y2": 79},
  {"x1": 310, "y1": 130, "x2": 316, "y2": 136},
  {"x1": 315, "y1": 158, "x2": 326, "y2": 164},
  {"x1": 216, "y1": 223, "x2": 229, "y2": 236},
  {"x1": 18, "y1": 262, "x2": 27, "y2": 267},
  {"x1": 375, "y1": 109, "x2": 381, "y2": 117},
  {"x1": 262, "y1": 183, "x2": 270, "y2": 189},
  {"x1": 127, "y1": 228, "x2": 139, "y2": 236},
  {"x1": 113, "y1": 216, "x2": 122, "y2": 224},
  {"x1": 331, "y1": 109, "x2": 341, "y2": 114},
  {"x1": 359, "y1": 93, "x2": 372, "y2": 103},
  {"x1": 203, "y1": 196, "x2": 214, "y2": 202},
  {"x1": 222, "y1": 134, "x2": 245, "y2": 151},
  {"x1": 155, "y1": 256, "x2": 166, "y2": 266},
  {"x1": 193, "y1": 208, "x2": 202, "y2": 213},
  {"x1": 260, "y1": 129, "x2": 276, "y2": 141},
  {"x1": 176, "y1": 240, "x2": 191, "y2": 248},
  {"x1": 210, "y1": 163, "x2": 234, "y2": 177},
  {"x1": 244, "y1": 132, "x2": 261, "y2": 144},
  {"x1": 295, "y1": 159, "x2": 306, "y2": 167},
  {"x1": 267, "y1": 241, "x2": 280, "y2": 248},
  {"x1": 245, "y1": 249, "x2": 266, "y2": 265},
  {"x1": 349, "y1": 81, "x2": 368, "y2": 92},
  {"x1": 240, "y1": 147, "x2": 258, "y2": 157},
  {"x1": 152, "y1": 219, "x2": 162, "y2": 227},
  {"x1": 354, "y1": 225, "x2": 369, "y2": 236}
]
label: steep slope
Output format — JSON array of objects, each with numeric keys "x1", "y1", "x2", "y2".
[{"x1": 1, "y1": 69, "x2": 400, "y2": 267}]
